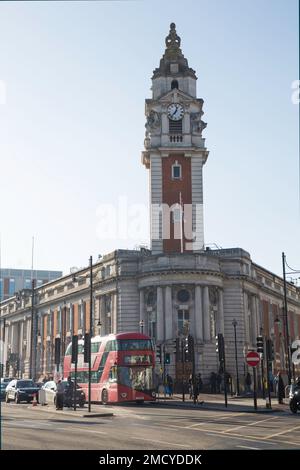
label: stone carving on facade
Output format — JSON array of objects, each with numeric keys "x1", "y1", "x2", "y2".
[
  {"x1": 145, "y1": 110, "x2": 161, "y2": 135},
  {"x1": 209, "y1": 287, "x2": 219, "y2": 306},
  {"x1": 190, "y1": 112, "x2": 207, "y2": 134}
]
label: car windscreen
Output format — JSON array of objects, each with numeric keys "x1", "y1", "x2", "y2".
[{"x1": 17, "y1": 380, "x2": 35, "y2": 388}]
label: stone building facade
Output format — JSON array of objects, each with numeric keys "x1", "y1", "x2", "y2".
[{"x1": 1, "y1": 24, "x2": 299, "y2": 389}]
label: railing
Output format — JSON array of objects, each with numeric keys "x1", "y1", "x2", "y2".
[{"x1": 169, "y1": 134, "x2": 183, "y2": 143}]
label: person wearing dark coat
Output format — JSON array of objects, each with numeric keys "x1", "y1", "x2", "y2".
[{"x1": 277, "y1": 372, "x2": 285, "y2": 404}]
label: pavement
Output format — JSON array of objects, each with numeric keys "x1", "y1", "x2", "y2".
[
  {"x1": 153, "y1": 392, "x2": 290, "y2": 413},
  {"x1": 25, "y1": 392, "x2": 290, "y2": 416}
]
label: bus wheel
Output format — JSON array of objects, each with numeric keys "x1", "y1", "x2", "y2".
[{"x1": 101, "y1": 389, "x2": 108, "y2": 405}]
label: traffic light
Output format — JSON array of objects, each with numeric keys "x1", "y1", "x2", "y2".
[
  {"x1": 173, "y1": 338, "x2": 180, "y2": 361},
  {"x1": 156, "y1": 344, "x2": 162, "y2": 364},
  {"x1": 216, "y1": 333, "x2": 225, "y2": 362},
  {"x1": 256, "y1": 335, "x2": 264, "y2": 354},
  {"x1": 71, "y1": 335, "x2": 78, "y2": 364},
  {"x1": 84, "y1": 332, "x2": 91, "y2": 363},
  {"x1": 183, "y1": 335, "x2": 194, "y2": 362},
  {"x1": 55, "y1": 337, "x2": 61, "y2": 365},
  {"x1": 165, "y1": 353, "x2": 170, "y2": 364},
  {"x1": 266, "y1": 339, "x2": 274, "y2": 362}
]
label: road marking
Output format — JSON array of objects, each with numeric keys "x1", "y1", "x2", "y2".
[
  {"x1": 265, "y1": 425, "x2": 300, "y2": 439},
  {"x1": 221, "y1": 416, "x2": 278, "y2": 434},
  {"x1": 132, "y1": 436, "x2": 192, "y2": 448},
  {"x1": 205, "y1": 431, "x2": 276, "y2": 446},
  {"x1": 236, "y1": 445, "x2": 259, "y2": 450}
]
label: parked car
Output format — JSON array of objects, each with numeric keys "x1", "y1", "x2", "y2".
[
  {"x1": 39, "y1": 380, "x2": 85, "y2": 407},
  {"x1": 5, "y1": 379, "x2": 40, "y2": 404},
  {"x1": 1, "y1": 377, "x2": 14, "y2": 386}
]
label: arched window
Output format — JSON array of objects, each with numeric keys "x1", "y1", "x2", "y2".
[{"x1": 171, "y1": 79, "x2": 179, "y2": 90}]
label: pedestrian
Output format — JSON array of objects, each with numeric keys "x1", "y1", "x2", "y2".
[
  {"x1": 196, "y1": 373, "x2": 203, "y2": 392},
  {"x1": 210, "y1": 372, "x2": 217, "y2": 394},
  {"x1": 56, "y1": 379, "x2": 64, "y2": 410},
  {"x1": 245, "y1": 372, "x2": 252, "y2": 394},
  {"x1": 277, "y1": 372, "x2": 285, "y2": 404},
  {"x1": 166, "y1": 374, "x2": 173, "y2": 397},
  {"x1": 66, "y1": 376, "x2": 74, "y2": 407}
]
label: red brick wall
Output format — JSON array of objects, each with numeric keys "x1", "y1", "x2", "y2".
[{"x1": 162, "y1": 155, "x2": 192, "y2": 253}]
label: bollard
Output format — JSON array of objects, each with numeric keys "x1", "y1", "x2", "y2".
[{"x1": 32, "y1": 393, "x2": 38, "y2": 407}]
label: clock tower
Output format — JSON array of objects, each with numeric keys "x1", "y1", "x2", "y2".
[{"x1": 142, "y1": 23, "x2": 209, "y2": 254}]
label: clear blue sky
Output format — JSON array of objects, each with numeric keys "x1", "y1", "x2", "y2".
[{"x1": 0, "y1": 0, "x2": 299, "y2": 278}]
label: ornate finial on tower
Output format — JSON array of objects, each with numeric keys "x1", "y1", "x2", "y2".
[
  {"x1": 152, "y1": 23, "x2": 196, "y2": 79},
  {"x1": 165, "y1": 23, "x2": 181, "y2": 49}
]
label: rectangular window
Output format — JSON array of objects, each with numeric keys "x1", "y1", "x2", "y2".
[
  {"x1": 172, "y1": 165, "x2": 181, "y2": 179},
  {"x1": 0, "y1": 279, "x2": 3, "y2": 300},
  {"x1": 57, "y1": 310, "x2": 61, "y2": 335},
  {"x1": 24, "y1": 279, "x2": 31, "y2": 290},
  {"x1": 37, "y1": 279, "x2": 43, "y2": 287},
  {"x1": 9, "y1": 279, "x2": 15, "y2": 296},
  {"x1": 169, "y1": 119, "x2": 182, "y2": 134}
]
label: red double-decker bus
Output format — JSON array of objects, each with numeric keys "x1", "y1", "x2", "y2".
[{"x1": 63, "y1": 332, "x2": 156, "y2": 404}]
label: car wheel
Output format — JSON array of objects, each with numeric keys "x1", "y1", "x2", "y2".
[
  {"x1": 290, "y1": 399, "x2": 298, "y2": 414},
  {"x1": 15, "y1": 394, "x2": 20, "y2": 404},
  {"x1": 79, "y1": 401, "x2": 85, "y2": 408},
  {"x1": 101, "y1": 389, "x2": 108, "y2": 405},
  {"x1": 5, "y1": 394, "x2": 10, "y2": 403}
]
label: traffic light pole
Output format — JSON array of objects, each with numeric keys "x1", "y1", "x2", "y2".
[
  {"x1": 261, "y1": 356, "x2": 265, "y2": 399},
  {"x1": 181, "y1": 339, "x2": 185, "y2": 402},
  {"x1": 266, "y1": 340, "x2": 272, "y2": 409},
  {"x1": 253, "y1": 367, "x2": 257, "y2": 411}
]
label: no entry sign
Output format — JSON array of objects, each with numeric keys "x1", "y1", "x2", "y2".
[{"x1": 246, "y1": 351, "x2": 260, "y2": 367}]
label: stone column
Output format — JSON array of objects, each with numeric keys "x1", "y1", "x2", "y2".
[
  {"x1": 139, "y1": 289, "x2": 146, "y2": 335},
  {"x1": 243, "y1": 292, "x2": 250, "y2": 344},
  {"x1": 251, "y1": 295, "x2": 258, "y2": 343},
  {"x1": 195, "y1": 285, "x2": 203, "y2": 341},
  {"x1": 164, "y1": 286, "x2": 173, "y2": 340},
  {"x1": 100, "y1": 296, "x2": 106, "y2": 336},
  {"x1": 156, "y1": 287, "x2": 164, "y2": 342},
  {"x1": 203, "y1": 286, "x2": 210, "y2": 341},
  {"x1": 217, "y1": 289, "x2": 225, "y2": 335},
  {"x1": 11, "y1": 323, "x2": 18, "y2": 353},
  {"x1": 112, "y1": 293, "x2": 117, "y2": 334}
]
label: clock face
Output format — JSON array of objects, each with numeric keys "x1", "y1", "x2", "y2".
[{"x1": 167, "y1": 103, "x2": 184, "y2": 121}]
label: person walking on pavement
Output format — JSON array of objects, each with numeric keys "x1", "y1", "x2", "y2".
[
  {"x1": 56, "y1": 379, "x2": 64, "y2": 410},
  {"x1": 277, "y1": 372, "x2": 285, "y2": 404},
  {"x1": 245, "y1": 372, "x2": 252, "y2": 394},
  {"x1": 166, "y1": 374, "x2": 173, "y2": 397}
]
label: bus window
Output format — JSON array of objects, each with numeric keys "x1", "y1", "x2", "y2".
[
  {"x1": 117, "y1": 339, "x2": 153, "y2": 351},
  {"x1": 109, "y1": 365, "x2": 118, "y2": 382},
  {"x1": 104, "y1": 340, "x2": 117, "y2": 352}
]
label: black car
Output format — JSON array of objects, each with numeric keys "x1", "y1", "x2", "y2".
[
  {"x1": 5, "y1": 379, "x2": 40, "y2": 403},
  {"x1": 0, "y1": 382, "x2": 7, "y2": 400}
]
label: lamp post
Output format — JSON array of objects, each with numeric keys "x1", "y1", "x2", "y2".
[
  {"x1": 282, "y1": 252, "x2": 292, "y2": 385},
  {"x1": 30, "y1": 279, "x2": 36, "y2": 379},
  {"x1": 139, "y1": 320, "x2": 144, "y2": 334},
  {"x1": 232, "y1": 319, "x2": 240, "y2": 396},
  {"x1": 88, "y1": 255, "x2": 93, "y2": 413}
]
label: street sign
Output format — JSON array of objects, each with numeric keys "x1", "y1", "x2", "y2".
[{"x1": 246, "y1": 351, "x2": 260, "y2": 367}]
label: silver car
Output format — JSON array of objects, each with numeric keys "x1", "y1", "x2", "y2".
[{"x1": 39, "y1": 380, "x2": 85, "y2": 407}]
